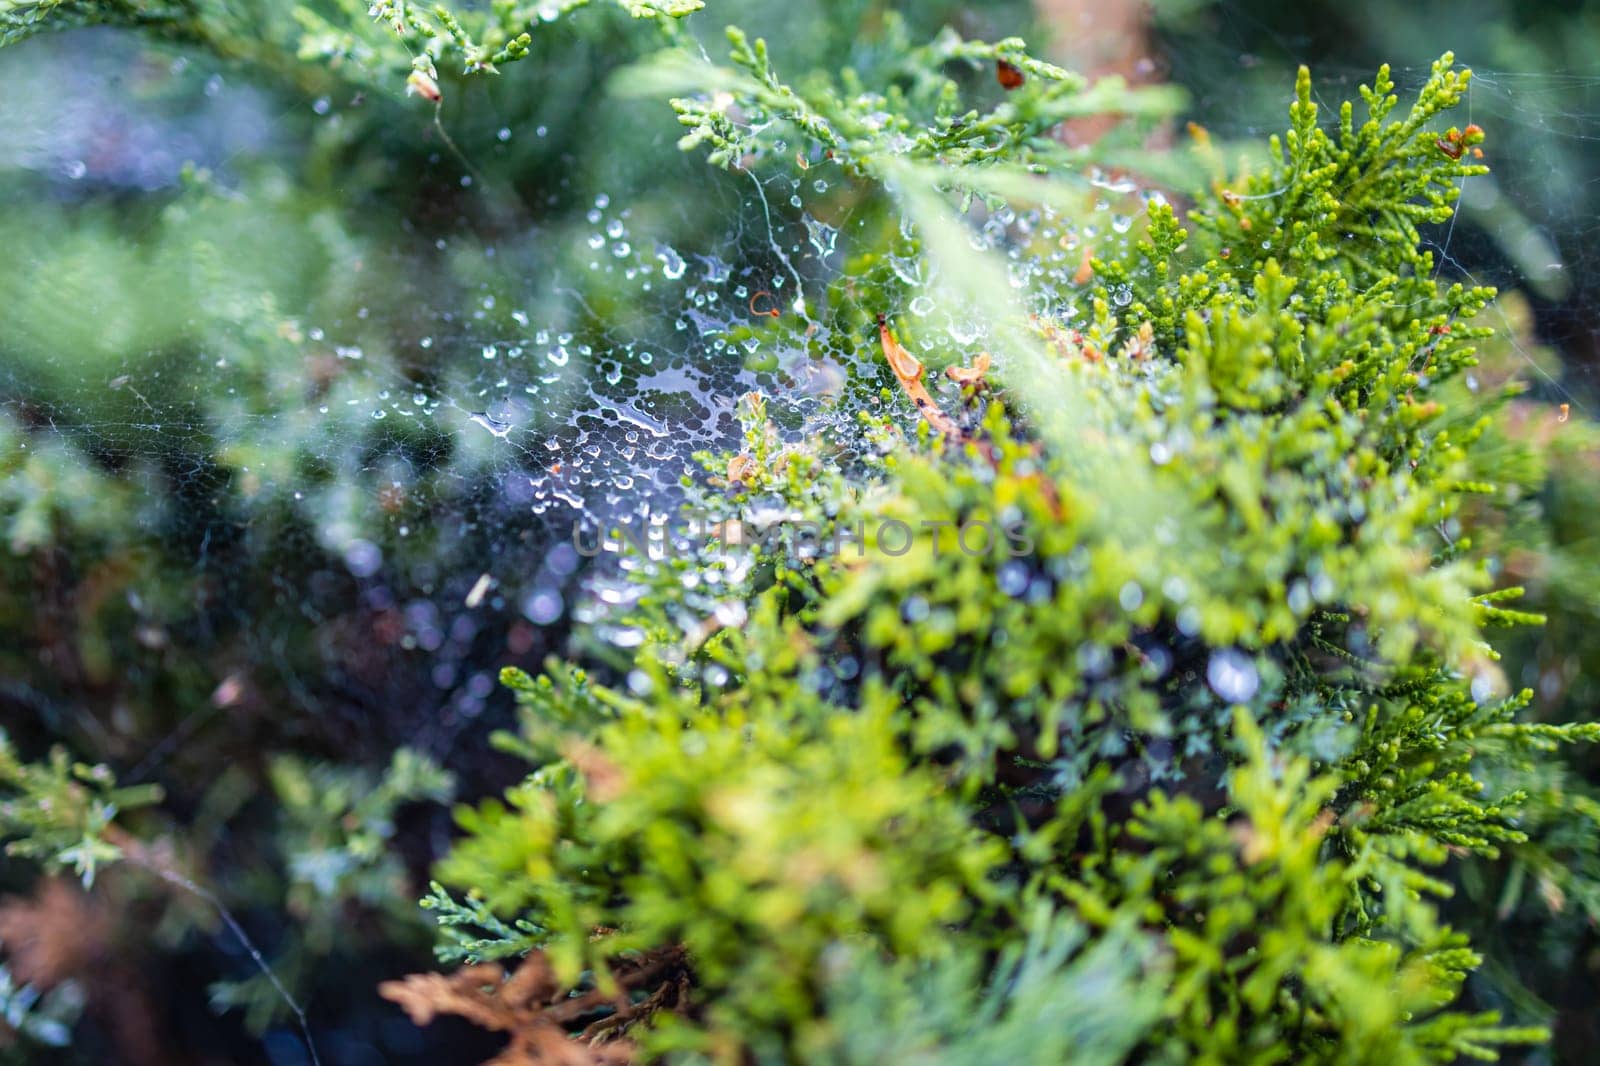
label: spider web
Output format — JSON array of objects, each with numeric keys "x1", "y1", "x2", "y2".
[
  {"x1": 2, "y1": 4, "x2": 1598, "y2": 1063},
  {"x1": 0, "y1": 25, "x2": 886, "y2": 1059},
  {"x1": 0, "y1": 33, "x2": 839, "y2": 768},
  {"x1": 6, "y1": 10, "x2": 1592, "y2": 772},
  {"x1": 0, "y1": 13, "x2": 1087, "y2": 788}
]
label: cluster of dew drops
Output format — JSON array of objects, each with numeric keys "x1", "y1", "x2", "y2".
[{"x1": 281, "y1": 157, "x2": 1265, "y2": 710}]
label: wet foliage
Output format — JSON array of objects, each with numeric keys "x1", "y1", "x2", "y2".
[{"x1": 1, "y1": 1, "x2": 1597, "y2": 1064}]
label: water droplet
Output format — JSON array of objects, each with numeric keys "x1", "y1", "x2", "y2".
[
  {"x1": 1207, "y1": 649, "x2": 1260, "y2": 703},
  {"x1": 343, "y1": 540, "x2": 383, "y2": 578},
  {"x1": 469, "y1": 412, "x2": 514, "y2": 437},
  {"x1": 657, "y1": 245, "x2": 686, "y2": 279},
  {"x1": 999, "y1": 561, "x2": 1031, "y2": 598},
  {"x1": 803, "y1": 214, "x2": 838, "y2": 259},
  {"x1": 522, "y1": 588, "x2": 563, "y2": 625}
]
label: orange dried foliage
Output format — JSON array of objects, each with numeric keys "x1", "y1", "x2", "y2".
[
  {"x1": 1073, "y1": 243, "x2": 1094, "y2": 285},
  {"x1": 877, "y1": 317, "x2": 966, "y2": 441},
  {"x1": 380, "y1": 946, "x2": 691, "y2": 1066},
  {"x1": 726, "y1": 453, "x2": 756, "y2": 485},
  {"x1": 0, "y1": 878, "x2": 108, "y2": 988},
  {"x1": 995, "y1": 59, "x2": 1025, "y2": 90},
  {"x1": 945, "y1": 351, "x2": 992, "y2": 386}
]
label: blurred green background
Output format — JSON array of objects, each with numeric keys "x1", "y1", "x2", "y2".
[{"x1": 1, "y1": 0, "x2": 1597, "y2": 1062}]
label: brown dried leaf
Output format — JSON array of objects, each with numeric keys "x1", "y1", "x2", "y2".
[
  {"x1": 877, "y1": 317, "x2": 965, "y2": 441},
  {"x1": 1117, "y1": 321, "x2": 1155, "y2": 361},
  {"x1": 0, "y1": 878, "x2": 108, "y2": 987},
  {"x1": 562, "y1": 739, "x2": 628, "y2": 803},
  {"x1": 726, "y1": 453, "x2": 756, "y2": 485},
  {"x1": 1073, "y1": 243, "x2": 1094, "y2": 285},
  {"x1": 945, "y1": 351, "x2": 992, "y2": 386},
  {"x1": 382, "y1": 965, "x2": 520, "y2": 1033},
  {"x1": 380, "y1": 947, "x2": 690, "y2": 1066}
]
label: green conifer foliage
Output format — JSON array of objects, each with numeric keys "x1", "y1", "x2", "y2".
[
  {"x1": 1, "y1": 2, "x2": 1596, "y2": 1062},
  {"x1": 409, "y1": 42, "x2": 1599, "y2": 1065}
]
